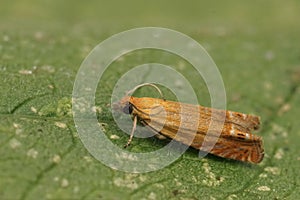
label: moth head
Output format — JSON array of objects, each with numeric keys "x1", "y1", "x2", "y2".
[
  {"x1": 112, "y1": 96, "x2": 133, "y2": 115},
  {"x1": 122, "y1": 102, "x2": 133, "y2": 114}
]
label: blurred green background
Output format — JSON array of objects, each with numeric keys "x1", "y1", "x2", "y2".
[{"x1": 0, "y1": 0, "x2": 299, "y2": 199}]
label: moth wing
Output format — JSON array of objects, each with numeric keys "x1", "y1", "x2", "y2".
[{"x1": 208, "y1": 135, "x2": 264, "y2": 163}]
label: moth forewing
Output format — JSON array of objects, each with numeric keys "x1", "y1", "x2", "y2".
[
  {"x1": 131, "y1": 98, "x2": 200, "y2": 147},
  {"x1": 210, "y1": 136, "x2": 264, "y2": 163},
  {"x1": 117, "y1": 94, "x2": 264, "y2": 164}
]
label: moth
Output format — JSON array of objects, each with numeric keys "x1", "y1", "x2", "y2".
[{"x1": 114, "y1": 83, "x2": 264, "y2": 163}]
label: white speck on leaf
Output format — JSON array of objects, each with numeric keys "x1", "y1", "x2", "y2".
[
  {"x1": 61, "y1": 178, "x2": 69, "y2": 188},
  {"x1": 92, "y1": 106, "x2": 102, "y2": 113},
  {"x1": 73, "y1": 186, "x2": 79, "y2": 193},
  {"x1": 34, "y1": 31, "x2": 44, "y2": 40},
  {"x1": 3, "y1": 35, "x2": 10, "y2": 42},
  {"x1": 257, "y1": 185, "x2": 271, "y2": 191},
  {"x1": 148, "y1": 192, "x2": 156, "y2": 200},
  {"x1": 19, "y1": 69, "x2": 33, "y2": 75},
  {"x1": 139, "y1": 175, "x2": 147, "y2": 182},
  {"x1": 227, "y1": 194, "x2": 238, "y2": 200},
  {"x1": 72, "y1": 97, "x2": 89, "y2": 113},
  {"x1": 31, "y1": 106, "x2": 37, "y2": 113},
  {"x1": 110, "y1": 134, "x2": 120, "y2": 140},
  {"x1": 15, "y1": 128, "x2": 23, "y2": 135},
  {"x1": 52, "y1": 154, "x2": 61, "y2": 163},
  {"x1": 175, "y1": 178, "x2": 182, "y2": 186},
  {"x1": 55, "y1": 122, "x2": 67, "y2": 129},
  {"x1": 84, "y1": 87, "x2": 92, "y2": 91},
  {"x1": 259, "y1": 173, "x2": 268, "y2": 178},
  {"x1": 274, "y1": 148, "x2": 284, "y2": 160},
  {"x1": 13, "y1": 123, "x2": 21, "y2": 129},
  {"x1": 53, "y1": 177, "x2": 59, "y2": 182},
  {"x1": 13, "y1": 123, "x2": 23, "y2": 135},
  {"x1": 282, "y1": 131, "x2": 288, "y2": 138},
  {"x1": 113, "y1": 177, "x2": 138, "y2": 190},
  {"x1": 27, "y1": 148, "x2": 38, "y2": 158},
  {"x1": 9, "y1": 138, "x2": 21, "y2": 149},
  {"x1": 83, "y1": 156, "x2": 93, "y2": 162},
  {"x1": 116, "y1": 152, "x2": 138, "y2": 161},
  {"x1": 202, "y1": 162, "x2": 225, "y2": 187},
  {"x1": 264, "y1": 166, "x2": 280, "y2": 175},
  {"x1": 98, "y1": 122, "x2": 107, "y2": 132},
  {"x1": 278, "y1": 103, "x2": 291, "y2": 116}
]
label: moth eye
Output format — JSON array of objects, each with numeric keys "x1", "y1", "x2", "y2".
[{"x1": 123, "y1": 103, "x2": 133, "y2": 114}]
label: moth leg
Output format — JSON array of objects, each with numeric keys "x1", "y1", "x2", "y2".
[
  {"x1": 140, "y1": 121, "x2": 167, "y2": 140},
  {"x1": 124, "y1": 115, "x2": 137, "y2": 148},
  {"x1": 155, "y1": 134, "x2": 167, "y2": 140},
  {"x1": 146, "y1": 127, "x2": 167, "y2": 140}
]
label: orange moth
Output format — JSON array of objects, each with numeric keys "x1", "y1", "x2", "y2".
[{"x1": 114, "y1": 83, "x2": 264, "y2": 163}]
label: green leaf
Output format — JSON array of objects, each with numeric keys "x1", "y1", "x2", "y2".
[{"x1": 1, "y1": 1, "x2": 299, "y2": 199}]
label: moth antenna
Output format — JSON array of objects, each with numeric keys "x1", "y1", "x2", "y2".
[
  {"x1": 124, "y1": 115, "x2": 138, "y2": 148},
  {"x1": 126, "y1": 83, "x2": 165, "y2": 100}
]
